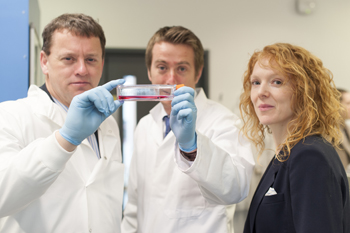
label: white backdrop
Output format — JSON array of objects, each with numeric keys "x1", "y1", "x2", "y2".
[{"x1": 38, "y1": 0, "x2": 350, "y2": 115}]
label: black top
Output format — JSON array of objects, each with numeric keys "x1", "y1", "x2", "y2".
[{"x1": 244, "y1": 135, "x2": 350, "y2": 233}]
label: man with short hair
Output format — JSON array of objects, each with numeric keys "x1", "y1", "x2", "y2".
[
  {"x1": 121, "y1": 26, "x2": 255, "y2": 233},
  {"x1": 0, "y1": 13, "x2": 125, "y2": 233}
]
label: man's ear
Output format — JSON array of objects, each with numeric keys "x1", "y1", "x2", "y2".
[{"x1": 40, "y1": 51, "x2": 49, "y2": 75}]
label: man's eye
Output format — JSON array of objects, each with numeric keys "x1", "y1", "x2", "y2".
[
  {"x1": 178, "y1": 67, "x2": 186, "y2": 72},
  {"x1": 63, "y1": 57, "x2": 75, "y2": 62}
]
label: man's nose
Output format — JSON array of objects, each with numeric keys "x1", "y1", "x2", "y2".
[
  {"x1": 166, "y1": 69, "x2": 177, "y2": 84},
  {"x1": 75, "y1": 59, "x2": 88, "y2": 76}
]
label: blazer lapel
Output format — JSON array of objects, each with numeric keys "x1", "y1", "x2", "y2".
[{"x1": 248, "y1": 157, "x2": 280, "y2": 232}]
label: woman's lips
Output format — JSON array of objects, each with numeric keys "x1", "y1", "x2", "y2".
[{"x1": 258, "y1": 104, "x2": 274, "y2": 111}]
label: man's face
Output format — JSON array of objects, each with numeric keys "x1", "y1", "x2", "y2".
[
  {"x1": 148, "y1": 41, "x2": 202, "y2": 112},
  {"x1": 40, "y1": 29, "x2": 104, "y2": 107}
]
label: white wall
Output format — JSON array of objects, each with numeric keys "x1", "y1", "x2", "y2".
[{"x1": 38, "y1": 0, "x2": 350, "y2": 115}]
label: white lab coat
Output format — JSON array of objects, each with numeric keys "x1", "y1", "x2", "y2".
[
  {"x1": 121, "y1": 88, "x2": 254, "y2": 233},
  {"x1": 0, "y1": 85, "x2": 124, "y2": 233}
]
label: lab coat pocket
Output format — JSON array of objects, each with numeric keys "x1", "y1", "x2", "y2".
[{"x1": 163, "y1": 171, "x2": 206, "y2": 219}]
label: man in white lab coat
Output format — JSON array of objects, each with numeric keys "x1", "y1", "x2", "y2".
[
  {"x1": 0, "y1": 14, "x2": 125, "y2": 233},
  {"x1": 121, "y1": 26, "x2": 255, "y2": 233}
]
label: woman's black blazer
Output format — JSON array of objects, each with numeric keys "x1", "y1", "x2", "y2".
[{"x1": 244, "y1": 135, "x2": 350, "y2": 233}]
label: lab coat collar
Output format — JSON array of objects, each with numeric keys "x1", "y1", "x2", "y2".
[
  {"x1": 31, "y1": 84, "x2": 100, "y2": 140},
  {"x1": 39, "y1": 83, "x2": 55, "y2": 102},
  {"x1": 192, "y1": 88, "x2": 207, "y2": 118},
  {"x1": 29, "y1": 85, "x2": 67, "y2": 127}
]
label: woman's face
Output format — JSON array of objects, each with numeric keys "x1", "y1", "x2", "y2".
[{"x1": 250, "y1": 59, "x2": 294, "y2": 131}]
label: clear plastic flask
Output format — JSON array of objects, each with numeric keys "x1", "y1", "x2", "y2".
[{"x1": 116, "y1": 84, "x2": 184, "y2": 101}]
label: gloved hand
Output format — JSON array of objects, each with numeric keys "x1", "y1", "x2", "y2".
[
  {"x1": 59, "y1": 79, "x2": 125, "y2": 145},
  {"x1": 170, "y1": 86, "x2": 197, "y2": 152}
]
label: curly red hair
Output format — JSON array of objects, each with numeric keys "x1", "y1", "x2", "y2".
[{"x1": 239, "y1": 43, "x2": 342, "y2": 162}]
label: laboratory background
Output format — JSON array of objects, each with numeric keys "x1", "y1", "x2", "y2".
[{"x1": 1, "y1": 0, "x2": 350, "y2": 232}]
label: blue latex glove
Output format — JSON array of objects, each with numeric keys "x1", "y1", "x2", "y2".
[
  {"x1": 59, "y1": 79, "x2": 125, "y2": 145},
  {"x1": 170, "y1": 86, "x2": 197, "y2": 152}
]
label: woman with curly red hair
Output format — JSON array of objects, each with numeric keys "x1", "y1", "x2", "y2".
[{"x1": 240, "y1": 43, "x2": 350, "y2": 233}]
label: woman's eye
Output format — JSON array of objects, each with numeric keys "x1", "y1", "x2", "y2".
[
  {"x1": 251, "y1": 81, "x2": 260, "y2": 85},
  {"x1": 273, "y1": 80, "x2": 283, "y2": 85}
]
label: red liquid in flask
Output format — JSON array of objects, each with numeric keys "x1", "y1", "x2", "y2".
[{"x1": 119, "y1": 95, "x2": 170, "y2": 100}]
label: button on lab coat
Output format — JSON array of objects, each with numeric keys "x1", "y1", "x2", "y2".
[
  {"x1": 122, "y1": 88, "x2": 254, "y2": 233},
  {"x1": 0, "y1": 86, "x2": 124, "y2": 233}
]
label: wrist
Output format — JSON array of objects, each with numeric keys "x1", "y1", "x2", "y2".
[
  {"x1": 180, "y1": 149, "x2": 197, "y2": 161},
  {"x1": 59, "y1": 127, "x2": 81, "y2": 146},
  {"x1": 56, "y1": 130, "x2": 78, "y2": 152},
  {"x1": 179, "y1": 133, "x2": 197, "y2": 152}
]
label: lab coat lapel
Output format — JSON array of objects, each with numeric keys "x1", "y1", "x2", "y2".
[
  {"x1": 61, "y1": 141, "x2": 92, "y2": 184},
  {"x1": 86, "y1": 119, "x2": 121, "y2": 186},
  {"x1": 156, "y1": 132, "x2": 176, "y2": 164},
  {"x1": 248, "y1": 157, "x2": 280, "y2": 232},
  {"x1": 193, "y1": 88, "x2": 205, "y2": 121},
  {"x1": 86, "y1": 156, "x2": 109, "y2": 186},
  {"x1": 98, "y1": 120, "x2": 120, "y2": 161},
  {"x1": 149, "y1": 103, "x2": 167, "y2": 146},
  {"x1": 32, "y1": 86, "x2": 66, "y2": 128}
]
